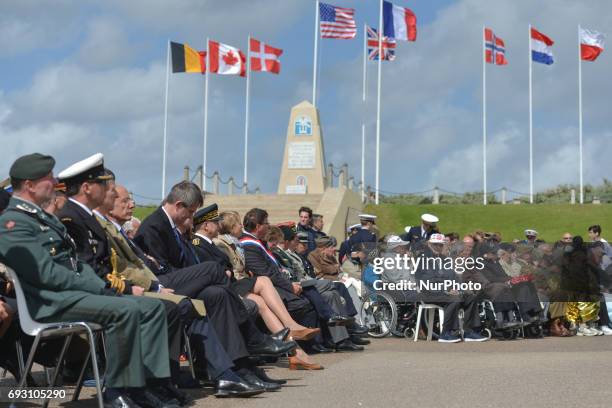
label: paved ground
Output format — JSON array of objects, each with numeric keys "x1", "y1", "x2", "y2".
[{"x1": 5, "y1": 336, "x2": 612, "y2": 408}]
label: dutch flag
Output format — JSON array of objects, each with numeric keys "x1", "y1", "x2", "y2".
[{"x1": 531, "y1": 28, "x2": 554, "y2": 65}]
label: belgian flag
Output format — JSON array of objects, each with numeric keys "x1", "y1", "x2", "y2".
[{"x1": 171, "y1": 41, "x2": 206, "y2": 73}]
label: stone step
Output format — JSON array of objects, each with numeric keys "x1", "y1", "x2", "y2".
[{"x1": 209, "y1": 194, "x2": 323, "y2": 224}]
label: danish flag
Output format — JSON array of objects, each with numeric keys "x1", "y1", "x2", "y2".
[{"x1": 249, "y1": 38, "x2": 283, "y2": 74}]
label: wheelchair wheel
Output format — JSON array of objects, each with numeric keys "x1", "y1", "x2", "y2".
[
  {"x1": 360, "y1": 292, "x2": 397, "y2": 338},
  {"x1": 525, "y1": 324, "x2": 544, "y2": 338},
  {"x1": 403, "y1": 327, "x2": 415, "y2": 339},
  {"x1": 480, "y1": 327, "x2": 492, "y2": 340}
]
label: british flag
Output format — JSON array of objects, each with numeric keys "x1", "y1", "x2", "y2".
[{"x1": 367, "y1": 26, "x2": 396, "y2": 61}]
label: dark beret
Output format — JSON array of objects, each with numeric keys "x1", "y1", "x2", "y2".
[
  {"x1": 279, "y1": 225, "x2": 297, "y2": 241},
  {"x1": 10, "y1": 153, "x2": 55, "y2": 181}
]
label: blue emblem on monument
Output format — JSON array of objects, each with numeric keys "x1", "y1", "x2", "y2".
[{"x1": 294, "y1": 116, "x2": 312, "y2": 136}]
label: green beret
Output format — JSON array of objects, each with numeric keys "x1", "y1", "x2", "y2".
[{"x1": 10, "y1": 153, "x2": 55, "y2": 181}]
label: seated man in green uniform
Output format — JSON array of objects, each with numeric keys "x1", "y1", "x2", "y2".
[{"x1": 0, "y1": 153, "x2": 176, "y2": 408}]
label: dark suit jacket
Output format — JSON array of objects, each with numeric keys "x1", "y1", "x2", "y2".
[
  {"x1": 57, "y1": 199, "x2": 111, "y2": 278},
  {"x1": 134, "y1": 207, "x2": 184, "y2": 272},
  {"x1": 240, "y1": 232, "x2": 294, "y2": 294},
  {"x1": 192, "y1": 235, "x2": 233, "y2": 271}
]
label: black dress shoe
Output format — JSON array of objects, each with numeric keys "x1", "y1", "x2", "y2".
[
  {"x1": 350, "y1": 335, "x2": 370, "y2": 345},
  {"x1": 271, "y1": 327, "x2": 290, "y2": 342},
  {"x1": 104, "y1": 394, "x2": 141, "y2": 408},
  {"x1": 335, "y1": 340, "x2": 364, "y2": 352},
  {"x1": 348, "y1": 323, "x2": 369, "y2": 335},
  {"x1": 240, "y1": 370, "x2": 282, "y2": 392},
  {"x1": 310, "y1": 344, "x2": 335, "y2": 353},
  {"x1": 251, "y1": 366, "x2": 287, "y2": 385},
  {"x1": 248, "y1": 337, "x2": 297, "y2": 357},
  {"x1": 327, "y1": 315, "x2": 354, "y2": 326},
  {"x1": 129, "y1": 389, "x2": 180, "y2": 408},
  {"x1": 215, "y1": 379, "x2": 266, "y2": 398},
  {"x1": 153, "y1": 384, "x2": 194, "y2": 407}
]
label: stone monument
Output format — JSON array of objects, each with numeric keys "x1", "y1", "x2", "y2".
[{"x1": 277, "y1": 101, "x2": 327, "y2": 194}]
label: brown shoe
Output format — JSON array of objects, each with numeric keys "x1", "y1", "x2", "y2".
[
  {"x1": 288, "y1": 356, "x2": 324, "y2": 370},
  {"x1": 289, "y1": 328, "x2": 321, "y2": 341},
  {"x1": 550, "y1": 319, "x2": 565, "y2": 337}
]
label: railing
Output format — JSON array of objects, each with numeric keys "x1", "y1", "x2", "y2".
[{"x1": 183, "y1": 165, "x2": 260, "y2": 196}]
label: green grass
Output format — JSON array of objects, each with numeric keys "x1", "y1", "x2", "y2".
[
  {"x1": 364, "y1": 204, "x2": 612, "y2": 242},
  {"x1": 133, "y1": 206, "x2": 157, "y2": 221}
]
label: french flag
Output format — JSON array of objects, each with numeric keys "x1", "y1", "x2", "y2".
[
  {"x1": 383, "y1": 1, "x2": 416, "y2": 42},
  {"x1": 531, "y1": 28, "x2": 554, "y2": 65},
  {"x1": 580, "y1": 28, "x2": 605, "y2": 61}
]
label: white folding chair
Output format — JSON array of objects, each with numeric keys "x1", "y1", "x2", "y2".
[
  {"x1": 7, "y1": 267, "x2": 105, "y2": 408},
  {"x1": 413, "y1": 302, "x2": 445, "y2": 342}
]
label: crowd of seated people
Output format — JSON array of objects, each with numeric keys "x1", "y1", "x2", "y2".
[
  {"x1": 0, "y1": 152, "x2": 373, "y2": 408},
  {"x1": 356, "y1": 213, "x2": 612, "y2": 342},
  {"x1": 2, "y1": 153, "x2": 612, "y2": 407}
]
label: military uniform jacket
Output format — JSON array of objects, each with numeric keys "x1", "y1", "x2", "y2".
[
  {"x1": 0, "y1": 197, "x2": 106, "y2": 320},
  {"x1": 57, "y1": 199, "x2": 111, "y2": 278},
  {"x1": 95, "y1": 214, "x2": 158, "y2": 291},
  {"x1": 348, "y1": 228, "x2": 377, "y2": 251},
  {"x1": 192, "y1": 235, "x2": 233, "y2": 271},
  {"x1": 96, "y1": 215, "x2": 206, "y2": 316}
]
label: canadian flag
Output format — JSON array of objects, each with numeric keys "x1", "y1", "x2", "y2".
[
  {"x1": 208, "y1": 40, "x2": 246, "y2": 76},
  {"x1": 249, "y1": 38, "x2": 283, "y2": 74}
]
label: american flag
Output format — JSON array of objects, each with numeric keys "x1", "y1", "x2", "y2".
[
  {"x1": 319, "y1": 2, "x2": 356, "y2": 39},
  {"x1": 367, "y1": 26, "x2": 396, "y2": 61}
]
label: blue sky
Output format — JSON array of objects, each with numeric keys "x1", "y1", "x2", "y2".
[{"x1": 2, "y1": 0, "x2": 612, "y2": 204}]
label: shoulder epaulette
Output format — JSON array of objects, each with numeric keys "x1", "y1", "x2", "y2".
[
  {"x1": 61, "y1": 217, "x2": 72, "y2": 222},
  {"x1": 192, "y1": 238, "x2": 200, "y2": 246},
  {"x1": 16, "y1": 203, "x2": 37, "y2": 214}
]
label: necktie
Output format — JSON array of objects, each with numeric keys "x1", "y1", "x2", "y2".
[{"x1": 173, "y1": 228, "x2": 186, "y2": 264}]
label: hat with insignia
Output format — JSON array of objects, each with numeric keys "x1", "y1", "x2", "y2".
[
  {"x1": 194, "y1": 203, "x2": 221, "y2": 225},
  {"x1": 386, "y1": 235, "x2": 410, "y2": 249},
  {"x1": 296, "y1": 231, "x2": 310, "y2": 244},
  {"x1": 57, "y1": 153, "x2": 113, "y2": 186},
  {"x1": 524, "y1": 229, "x2": 538, "y2": 237},
  {"x1": 347, "y1": 223, "x2": 361, "y2": 233},
  {"x1": 278, "y1": 224, "x2": 297, "y2": 241},
  {"x1": 9, "y1": 153, "x2": 56, "y2": 181},
  {"x1": 421, "y1": 214, "x2": 439, "y2": 224},
  {"x1": 358, "y1": 214, "x2": 377, "y2": 223}
]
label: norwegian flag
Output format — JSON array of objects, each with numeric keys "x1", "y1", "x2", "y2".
[
  {"x1": 367, "y1": 26, "x2": 396, "y2": 61},
  {"x1": 249, "y1": 38, "x2": 283, "y2": 74},
  {"x1": 484, "y1": 28, "x2": 508, "y2": 65}
]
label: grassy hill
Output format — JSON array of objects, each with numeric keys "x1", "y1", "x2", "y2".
[{"x1": 364, "y1": 204, "x2": 612, "y2": 242}]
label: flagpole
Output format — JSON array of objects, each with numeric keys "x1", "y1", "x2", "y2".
[
  {"x1": 244, "y1": 35, "x2": 251, "y2": 188},
  {"x1": 361, "y1": 24, "x2": 367, "y2": 203},
  {"x1": 578, "y1": 24, "x2": 584, "y2": 204},
  {"x1": 203, "y1": 37, "x2": 210, "y2": 192},
  {"x1": 528, "y1": 24, "x2": 534, "y2": 204},
  {"x1": 482, "y1": 26, "x2": 487, "y2": 206},
  {"x1": 313, "y1": 0, "x2": 319, "y2": 106},
  {"x1": 375, "y1": 0, "x2": 383, "y2": 205},
  {"x1": 162, "y1": 40, "x2": 170, "y2": 200}
]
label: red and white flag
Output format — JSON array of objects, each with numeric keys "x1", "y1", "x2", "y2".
[
  {"x1": 209, "y1": 40, "x2": 246, "y2": 76},
  {"x1": 249, "y1": 38, "x2": 283, "y2": 74},
  {"x1": 580, "y1": 28, "x2": 605, "y2": 61},
  {"x1": 484, "y1": 28, "x2": 508, "y2": 65}
]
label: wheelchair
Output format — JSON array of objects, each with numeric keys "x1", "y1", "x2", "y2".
[
  {"x1": 478, "y1": 299, "x2": 544, "y2": 340},
  {"x1": 360, "y1": 285, "x2": 419, "y2": 339}
]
